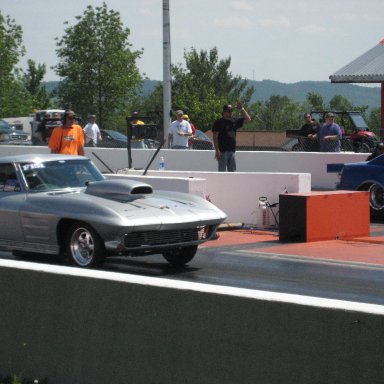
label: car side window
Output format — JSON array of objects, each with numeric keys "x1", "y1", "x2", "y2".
[{"x1": 0, "y1": 163, "x2": 20, "y2": 192}]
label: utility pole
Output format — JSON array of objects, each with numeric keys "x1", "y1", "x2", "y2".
[{"x1": 162, "y1": 0, "x2": 172, "y2": 144}]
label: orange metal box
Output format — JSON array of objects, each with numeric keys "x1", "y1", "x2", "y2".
[{"x1": 279, "y1": 191, "x2": 370, "y2": 242}]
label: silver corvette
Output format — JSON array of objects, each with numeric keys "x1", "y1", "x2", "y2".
[{"x1": 0, "y1": 154, "x2": 226, "y2": 268}]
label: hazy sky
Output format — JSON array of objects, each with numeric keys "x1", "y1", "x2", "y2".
[{"x1": 2, "y1": 0, "x2": 384, "y2": 83}]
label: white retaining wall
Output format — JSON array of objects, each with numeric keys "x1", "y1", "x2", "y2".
[
  {"x1": 0, "y1": 145, "x2": 368, "y2": 189},
  {"x1": 109, "y1": 171, "x2": 311, "y2": 225}
]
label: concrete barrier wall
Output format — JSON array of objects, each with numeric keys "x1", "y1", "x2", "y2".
[
  {"x1": 109, "y1": 171, "x2": 311, "y2": 225},
  {"x1": 1, "y1": 260, "x2": 384, "y2": 384},
  {"x1": 0, "y1": 145, "x2": 367, "y2": 189}
]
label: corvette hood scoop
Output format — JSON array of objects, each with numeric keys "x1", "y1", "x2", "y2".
[{"x1": 85, "y1": 179, "x2": 153, "y2": 201}]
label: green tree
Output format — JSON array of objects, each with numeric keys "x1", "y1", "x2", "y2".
[
  {"x1": 367, "y1": 107, "x2": 381, "y2": 136},
  {"x1": 249, "y1": 95, "x2": 302, "y2": 131},
  {"x1": 54, "y1": 2, "x2": 143, "y2": 128},
  {"x1": 135, "y1": 83, "x2": 164, "y2": 126},
  {"x1": 172, "y1": 47, "x2": 255, "y2": 131},
  {"x1": 306, "y1": 92, "x2": 324, "y2": 111},
  {"x1": 0, "y1": 11, "x2": 33, "y2": 117},
  {"x1": 329, "y1": 94, "x2": 353, "y2": 111},
  {"x1": 22, "y1": 59, "x2": 50, "y2": 109},
  {"x1": 140, "y1": 47, "x2": 255, "y2": 132}
]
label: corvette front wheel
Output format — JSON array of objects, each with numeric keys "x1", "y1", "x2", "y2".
[
  {"x1": 163, "y1": 245, "x2": 198, "y2": 267},
  {"x1": 66, "y1": 222, "x2": 105, "y2": 268}
]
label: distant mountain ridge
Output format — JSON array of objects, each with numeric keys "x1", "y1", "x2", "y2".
[
  {"x1": 249, "y1": 80, "x2": 381, "y2": 109},
  {"x1": 140, "y1": 79, "x2": 381, "y2": 110},
  {"x1": 45, "y1": 79, "x2": 381, "y2": 110}
]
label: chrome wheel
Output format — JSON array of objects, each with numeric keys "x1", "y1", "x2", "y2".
[{"x1": 67, "y1": 223, "x2": 105, "y2": 268}]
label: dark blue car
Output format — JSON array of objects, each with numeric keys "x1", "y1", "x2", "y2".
[{"x1": 337, "y1": 154, "x2": 384, "y2": 218}]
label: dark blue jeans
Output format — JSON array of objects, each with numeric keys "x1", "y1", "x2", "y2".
[{"x1": 218, "y1": 151, "x2": 236, "y2": 172}]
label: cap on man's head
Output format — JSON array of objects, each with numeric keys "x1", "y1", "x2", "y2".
[
  {"x1": 326, "y1": 113, "x2": 335, "y2": 118},
  {"x1": 65, "y1": 110, "x2": 76, "y2": 118},
  {"x1": 223, "y1": 104, "x2": 233, "y2": 112},
  {"x1": 89, "y1": 114, "x2": 96, "y2": 118},
  {"x1": 176, "y1": 110, "x2": 183, "y2": 116},
  {"x1": 182, "y1": 114, "x2": 189, "y2": 120}
]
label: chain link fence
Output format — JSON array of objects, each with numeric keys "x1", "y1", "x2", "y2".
[{"x1": 234, "y1": 130, "x2": 379, "y2": 153}]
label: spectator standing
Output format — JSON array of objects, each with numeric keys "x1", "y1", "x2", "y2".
[
  {"x1": 183, "y1": 114, "x2": 197, "y2": 148},
  {"x1": 318, "y1": 112, "x2": 342, "y2": 152},
  {"x1": 168, "y1": 110, "x2": 193, "y2": 149},
  {"x1": 48, "y1": 110, "x2": 85, "y2": 155},
  {"x1": 83, "y1": 114, "x2": 102, "y2": 147},
  {"x1": 300, "y1": 113, "x2": 320, "y2": 137},
  {"x1": 212, "y1": 102, "x2": 251, "y2": 172},
  {"x1": 298, "y1": 113, "x2": 320, "y2": 151},
  {"x1": 35, "y1": 113, "x2": 51, "y2": 144}
]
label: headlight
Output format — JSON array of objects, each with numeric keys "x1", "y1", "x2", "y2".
[{"x1": 0, "y1": 133, "x2": 10, "y2": 142}]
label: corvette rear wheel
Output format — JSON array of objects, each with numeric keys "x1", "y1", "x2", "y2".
[
  {"x1": 162, "y1": 245, "x2": 198, "y2": 267},
  {"x1": 67, "y1": 222, "x2": 105, "y2": 268}
]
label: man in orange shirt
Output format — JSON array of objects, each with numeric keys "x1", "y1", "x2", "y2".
[{"x1": 48, "y1": 110, "x2": 85, "y2": 155}]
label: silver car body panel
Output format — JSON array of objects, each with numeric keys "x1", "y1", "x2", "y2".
[{"x1": 0, "y1": 154, "x2": 226, "y2": 258}]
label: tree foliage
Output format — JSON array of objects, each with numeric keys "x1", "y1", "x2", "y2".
[
  {"x1": 171, "y1": 47, "x2": 255, "y2": 131},
  {"x1": 0, "y1": 12, "x2": 24, "y2": 83},
  {"x1": 247, "y1": 96, "x2": 303, "y2": 131},
  {"x1": 329, "y1": 94, "x2": 353, "y2": 111},
  {"x1": 0, "y1": 11, "x2": 33, "y2": 117},
  {"x1": 54, "y1": 2, "x2": 143, "y2": 128},
  {"x1": 21, "y1": 60, "x2": 50, "y2": 110},
  {"x1": 138, "y1": 47, "x2": 255, "y2": 131},
  {"x1": 367, "y1": 107, "x2": 381, "y2": 135},
  {"x1": 306, "y1": 92, "x2": 324, "y2": 111}
]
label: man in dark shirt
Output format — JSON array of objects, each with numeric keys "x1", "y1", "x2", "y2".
[
  {"x1": 300, "y1": 113, "x2": 320, "y2": 137},
  {"x1": 212, "y1": 103, "x2": 251, "y2": 172},
  {"x1": 298, "y1": 113, "x2": 320, "y2": 151}
]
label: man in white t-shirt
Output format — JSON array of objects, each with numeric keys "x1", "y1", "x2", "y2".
[
  {"x1": 83, "y1": 115, "x2": 102, "y2": 147},
  {"x1": 168, "y1": 110, "x2": 192, "y2": 149}
]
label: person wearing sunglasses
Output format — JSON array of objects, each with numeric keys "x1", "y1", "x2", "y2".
[{"x1": 48, "y1": 110, "x2": 85, "y2": 155}]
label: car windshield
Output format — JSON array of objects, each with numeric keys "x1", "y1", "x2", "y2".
[
  {"x1": 105, "y1": 130, "x2": 127, "y2": 141},
  {"x1": 349, "y1": 114, "x2": 368, "y2": 130},
  {"x1": 195, "y1": 130, "x2": 210, "y2": 140},
  {"x1": 0, "y1": 120, "x2": 12, "y2": 131},
  {"x1": 20, "y1": 159, "x2": 105, "y2": 191}
]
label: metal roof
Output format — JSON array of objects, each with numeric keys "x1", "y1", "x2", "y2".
[{"x1": 330, "y1": 39, "x2": 384, "y2": 83}]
